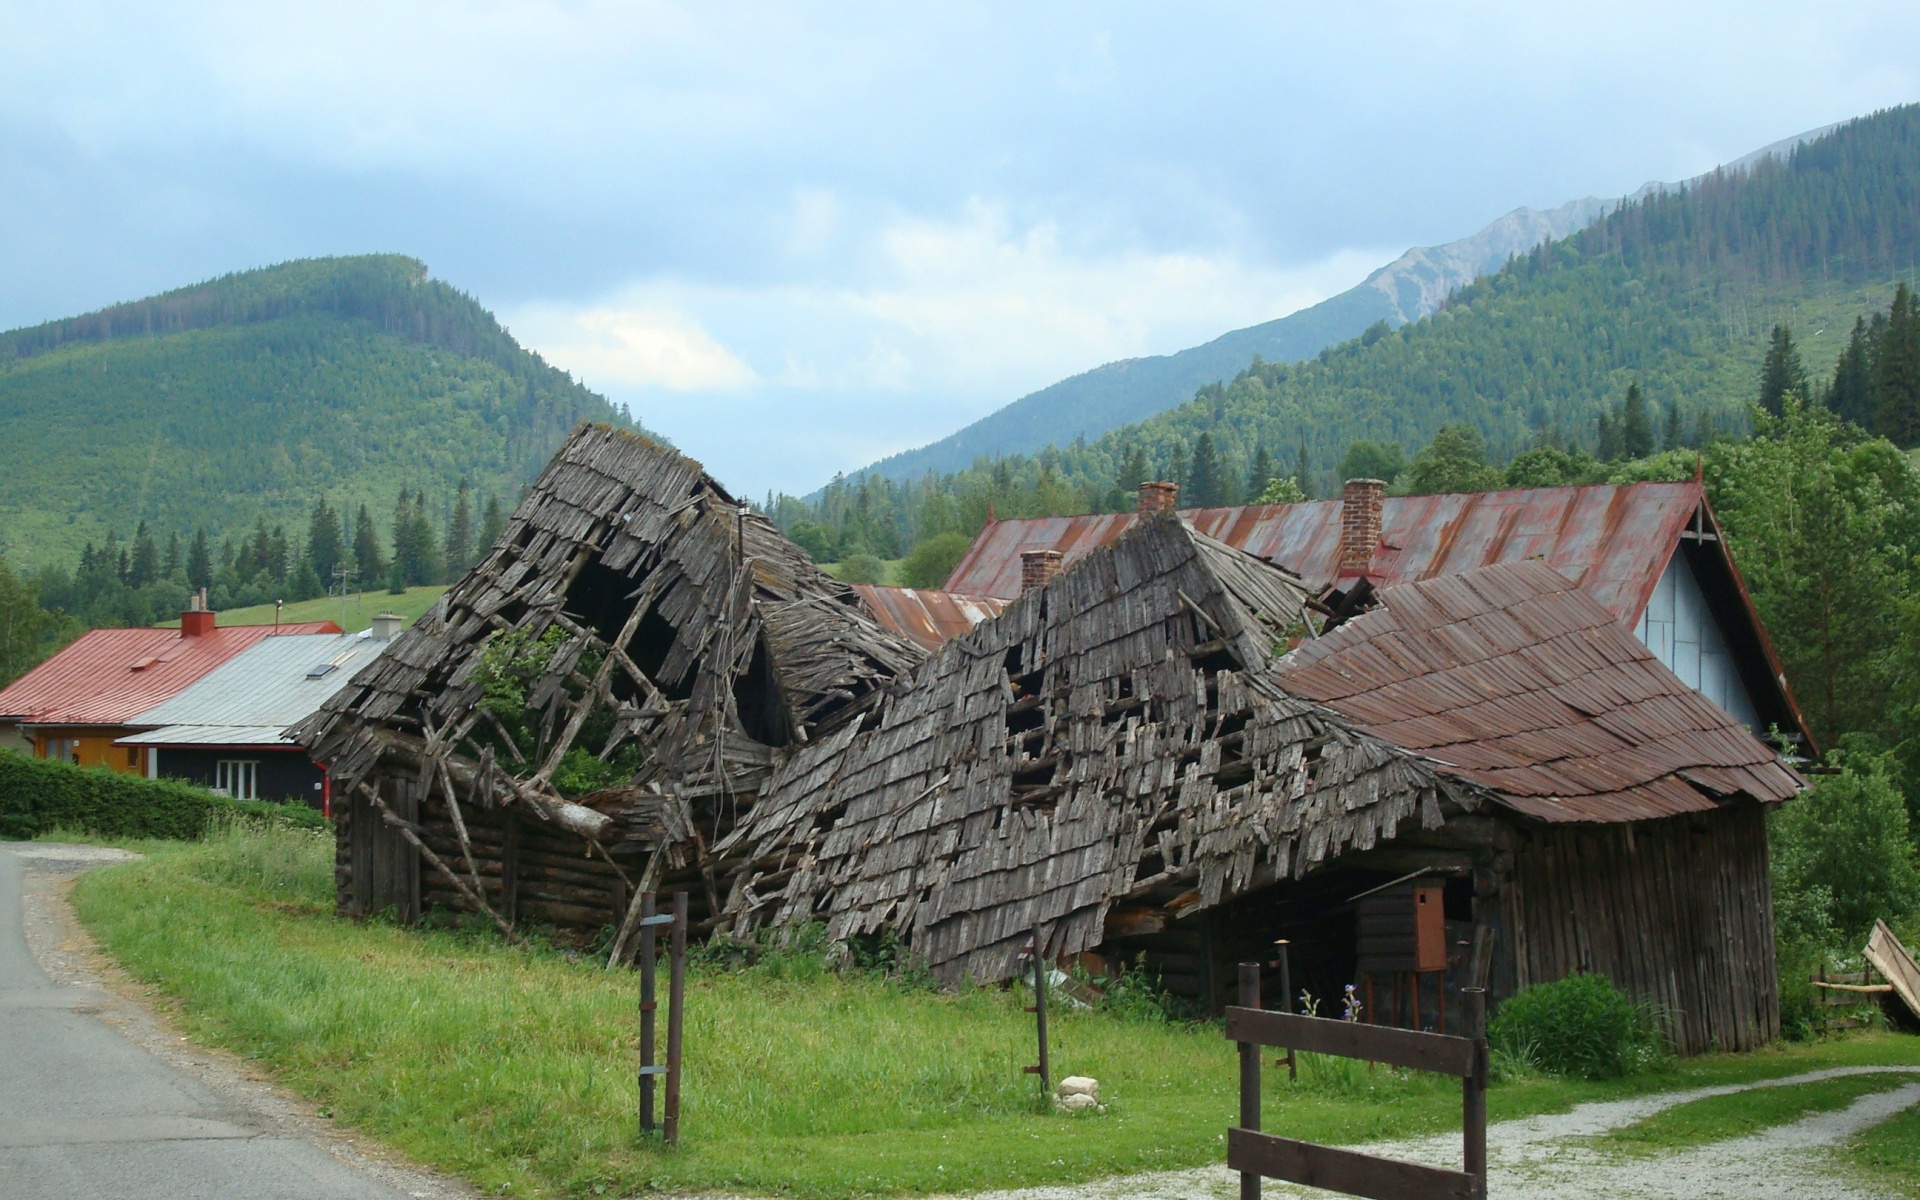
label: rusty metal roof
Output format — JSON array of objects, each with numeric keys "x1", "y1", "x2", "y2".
[
  {"x1": 1275, "y1": 560, "x2": 1802, "y2": 823},
  {"x1": 0, "y1": 620, "x2": 340, "y2": 727},
  {"x1": 943, "y1": 481, "x2": 1705, "y2": 626},
  {"x1": 850, "y1": 585, "x2": 1009, "y2": 652}
]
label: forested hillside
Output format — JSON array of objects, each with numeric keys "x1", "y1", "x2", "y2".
[
  {"x1": 0, "y1": 255, "x2": 644, "y2": 571},
  {"x1": 774, "y1": 105, "x2": 1920, "y2": 561}
]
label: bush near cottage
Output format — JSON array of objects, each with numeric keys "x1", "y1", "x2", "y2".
[
  {"x1": 1490, "y1": 973, "x2": 1672, "y2": 1079},
  {"x1": 0, "y1": 749, "x2": 324, "y2": 841}
]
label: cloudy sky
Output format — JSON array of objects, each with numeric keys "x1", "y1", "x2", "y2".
[{"x1": 4, "y1": 3, "x2": 1917, "y2": 495}]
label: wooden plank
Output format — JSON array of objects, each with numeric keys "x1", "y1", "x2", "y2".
[
  {"x1": 1865, "y1": 920, "x2": 1920, "y2": 1025},
  {"x1": 1223, "y1": 1007, "x2": 1476, "y2": 1077},
  {"x1": 1226, "y1": 1128, "x2": 1473, "y2": 1200}
]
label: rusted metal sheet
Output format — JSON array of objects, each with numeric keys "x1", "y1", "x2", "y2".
[
  {"x1": 850, "y1": 585, "x2": 1009, "y2": 651},
  {"x1": 1276, "y1": 559, "x2": 1801, "y2": 824},
  {"x1": 943, "y1": 482, "x2": 1703, "y2": 627}
]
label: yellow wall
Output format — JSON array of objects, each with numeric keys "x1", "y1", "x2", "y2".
[{"x1": 32, "y1": 729, "x2": 145, "y2": 774}]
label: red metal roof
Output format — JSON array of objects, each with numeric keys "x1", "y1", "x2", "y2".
[
  {"x1": 850, "y1": 585, "x2": 1009, "y2": 652},
  {"x1": 1275, "y1": 560, "x2": 1802, "y2": 823},
  {"x1": 0, "y1": 620, "x2": 340, "y2": 727},
  {"x1": 942, "y1": 481, "x2": 1703, "y2": 626}
]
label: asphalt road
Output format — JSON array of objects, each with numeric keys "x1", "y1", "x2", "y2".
[{"x1": 0, "y1": 845, "x2": 423, "y2": 1200}]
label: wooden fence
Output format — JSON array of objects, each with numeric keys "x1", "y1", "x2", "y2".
[
  {"x1": 636, "y1": 891, "x2": 687, "y2": 1144},
  {"x1": 1225, "y1": 962, "x2": 1488, "y2": 1200}
]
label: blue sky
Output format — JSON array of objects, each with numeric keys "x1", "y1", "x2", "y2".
[{"x1": 4, "y1": 3, "x2": 1918, "y2": 496}]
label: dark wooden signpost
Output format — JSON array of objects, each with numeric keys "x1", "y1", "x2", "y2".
[
  {"x1": 1226, "y1": 962, "x2": 1487, "y2": 1200},
  {"x1": 637, "y1": 891, "x2": 688, "y2": 1144},
  {"x1": 1020, "y1": 924, "x2": 1051, "y2": 1093}
]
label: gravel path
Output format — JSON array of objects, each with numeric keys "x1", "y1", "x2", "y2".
[{"x1": 939, "y1": 1066, "x2": 1920, "y2": 1200}]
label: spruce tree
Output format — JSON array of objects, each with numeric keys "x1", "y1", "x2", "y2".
[
  {"x1": 478, "y1": 495, "x2": 506, "y2": 554},
  {"x1": 128, "y1": 521, "x2": 159, "y2": 588},
  {"x1": 1186, "y1": 433, "x2": 1222, "y2": 508},
  {"x1": 267, "y1": 526, "x2": 290, "y2": 584},
  {"x1": 306, "y1": 498, "x2": 347, "y2": 585},
  {"x1": 1596, "y1": 411, "x2": 1622, "y2": 462},
  {"x1": 1246, "y1": 444, "x2": 1273, "y2": 501},
  {"x1": 352, "y1": 503, "x2": 385, "y2": 584},
  {"x1": 1621, "y1": 384, "x2": 1654, "y2": 459},
  {"x1": 186, "y1": 528, "x2": 212, "y2": 591},
  {"x1": 444, "y1": 481, "x2": 473, "y2": 576},
  {"x1": 1875, "y1": 283, "x2": 1920, "y2": 448},
  {"x1": 1827, "y1": 316, "x2": 1878, "y2": 430},
  {"x1": 1293, "y1": 440, "x2": 1312, "y2": 499},
  {"x1": 1665, "y1": 401, "x2": 1683, "y2": 451},
  {"x1": 1757, "y1": 324, "x2": 1809, "y2": 416}
]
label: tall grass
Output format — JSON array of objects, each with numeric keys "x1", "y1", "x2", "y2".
[{"x1": 70, "y1": 824, "x2": 1920, "y2": 1198}]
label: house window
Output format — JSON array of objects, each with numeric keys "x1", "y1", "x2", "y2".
[
  {"x1": 40, "y1": 737, "x2": 78, "y2": 764},
  {"x1": 216, "y1": 760, "x2": 260, "y2": 800}
]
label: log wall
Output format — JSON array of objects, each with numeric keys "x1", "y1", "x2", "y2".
[{"x1": 1504, "y1": 801, "x2": 1778, "y2": 1055}]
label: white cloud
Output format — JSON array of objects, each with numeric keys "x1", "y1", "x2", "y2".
[{"x1": 507, "y1": 305, "x2": 756, "y2": 392}]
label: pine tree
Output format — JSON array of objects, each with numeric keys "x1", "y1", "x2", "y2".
[
  {"x1": 163, "y1": 531, "x2": 181, "y2": 580},
  {"x1": 128, "y1": 521, "x2": 159, "y2": 588},
  {"x1": 478, "y1": 495, "x2": 506, "y2": 554},
  {"x1": 186, "y1": 528, "x2": 212, "y2": 591},
  {"x1": 444, "y1": 480, "x2": 473, "y2": 576},
  {"x1": 352, "y1": 503, "x2": 385, "y2": 583},
  {"x1": 306, "y1": 498, "x2": 347, "y2": 585},
  {"x1": 1665, "y1": 401, "x2": 1683, "y2": 451},
  {"x1": 1621, "y1": 384, "x2": 1654, "y2": 459},
  {"x1": 1694, "y1": 408, "x2": 1716, "y2": 447},
  {"x1": 267, "y1": 526, "x2": 291, "y2": 584},
  {"x1": 1757, "y1": 324, "x2": 1810, "y2": 416},
  {"x1": 1875, "y1": 283, "x2": 1920, "y2": 447},
  {"x1": 1596, "y1": 411, "x2": 1622, "y2": 462},
  {"x1": 1293, "y1": 440, "x2": 1312, "y2": 499},
  {"x1": 1186, "y1": 433, "x2": 1222, "y2": 508},
  {"x1": 1827, "y1": 315, "x2": 1878, "y2": 430},
  {"x1": 1246, "y1": 444, "x2": 1273, "y2": 501}
]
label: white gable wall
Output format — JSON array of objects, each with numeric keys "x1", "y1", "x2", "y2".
[{"x1": 1634, "y1": 548, "x2": 1762, "y2": 734}]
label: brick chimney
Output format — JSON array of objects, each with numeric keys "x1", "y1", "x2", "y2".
[
  {"x1": 1137, "y1": 480, "x2": 1179, "y2": 515},
  {"x1": 180, "y1": 589, "x2": 215, "y2": 638},
  {"x1": 1020, "y1": 550, "x2": 1063, "y2": 593},
  {"x1": 1339, "y1": 478, "x2": 1386, "y2": 577}
]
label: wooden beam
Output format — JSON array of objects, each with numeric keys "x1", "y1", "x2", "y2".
[
  {"x1": 1222, "y1": 1007, "x2": 1476, "y2": 1077},
  {"x1": 1226, "y1": 1129, "x2": 1473, "y2": 1200}
]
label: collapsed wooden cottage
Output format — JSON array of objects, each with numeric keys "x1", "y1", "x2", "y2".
[
  {"x1": 717, "y1": 516, "x2": 1801, "y2": 1053},
  {"x1": 296, "y1": 424, "x2": 924, "y2": 942}
]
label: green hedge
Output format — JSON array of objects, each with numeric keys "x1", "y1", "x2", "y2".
[{"x1": 0, "y1": 750, "x2": 327, "y2": 842}]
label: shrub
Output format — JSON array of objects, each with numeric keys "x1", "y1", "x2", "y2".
[
  {"x1": 1772, "y1": 758, "x2": 1920, "y2": 945},
  {"x1": 0, "y1": 749, "x2": 324, "y2": 842},
  {"x1": 900, "y1": 532, "x2": 973, "y2": 590},
  {"x1": 1489, "y1": 973, "x2": 1669, "y2": 1079},
  {"x1": 838, "y1": 553, "x2": 886, "y2": 585}
]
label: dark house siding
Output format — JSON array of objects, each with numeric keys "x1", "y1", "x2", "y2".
[
  {"x1": 157, "y1": 748, "x2": 326, "y2": 808},
  {"x1": 1503, "y1": 802, "x2": 1778, "y2": 1055}
]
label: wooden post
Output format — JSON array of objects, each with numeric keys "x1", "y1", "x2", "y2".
[
  {"x1": 1274, "y1": 940, "x2": 1296, "y2": 1081},
  {"x1": 1462, "y1": 987, "x2": 1487, "y2": 1200},
  {"x1": 1238, "y1": 961, "x2": 1262, "y2": 1200},
  {"x1": 665, "y1": 890, "x2": 687, "y2": 1145},
  {"x1": 638, "y1": 891, "x2": 657, "y2": 1135},
  {"x1": 1024, "y1": 924, "x2": 1051, "y2": 1095}
]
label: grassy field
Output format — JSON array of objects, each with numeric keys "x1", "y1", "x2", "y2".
[
  {"x1": 159, "y1": 585, "x2": 447, "y2": 633},
  {"x1": 1597, "y1": 1072, "x2": 1920, "y2": 1153},
  {"x1": 69, "y1": 826, "x2": 1920, "y2": 1199},
  {"x1": 818, "y1": 558, "x2": 909, "y2": 587}
]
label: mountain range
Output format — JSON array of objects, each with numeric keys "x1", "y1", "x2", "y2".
[
  {"x1": 844, "y1": 124, "x2": 1840, "y2": 489},
  {"x1": 0, "y1": 256, "x2": 647, "y2": 571}
]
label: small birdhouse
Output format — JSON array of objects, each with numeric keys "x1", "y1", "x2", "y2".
[{"x1": 1356, "y1": 880, "x2": 1447, "y2": 975}]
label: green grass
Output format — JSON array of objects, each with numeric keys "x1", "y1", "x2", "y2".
[
  {"x1": 159, "y1": 586, "x2": 446, "y2": 633},
  {"x1": 71, "y1": 826, "x2": 1920, "y2": 1199},
  {"x1": 1597, "y1": 1072, "x2": 1920, "y2": 1154},
  {"x1": 1846, "y1": 1094, "x2": 1920, "y2": 1194},
  {"x1": 818, "y1": 558, "x2": 909, "y2": 587}
]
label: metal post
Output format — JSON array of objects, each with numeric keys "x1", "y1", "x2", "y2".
[
  {"x1": 638, "y1": 891, "x2": 657, "y2": 1134},
  {"x1": 1238, "y1": 961, "x2": 1262, "y2": 1200},
  {"x1": 1462, "y1": 987, "x2": 1488, "y2": 1200},
  {"x1": 664, "y1": 891, "x2": 687, "y2": 1145},
  {"x1": 1274, "y1": 940, "x2": 1295, "y2": 1081}
]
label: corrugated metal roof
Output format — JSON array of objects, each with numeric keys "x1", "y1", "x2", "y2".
[
  {"x1": 850, "y1": 585, "x2": 1010, "y2": 651},
  {"x1": 1275, "y1": 560, "x2": 1802, "y2": 823},
  {"x1": 115, "y1": 724, "x2": 300, "y2": 748},
  {"x1": 942, "y1": 481, "x2": 1703, "y2": 626},
  {"x1": 122, "y1": 631, "x2": 390, "y2": 733},
  {"x1": 0, "y1": 620, "x2": 341, "y2": 726}
]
